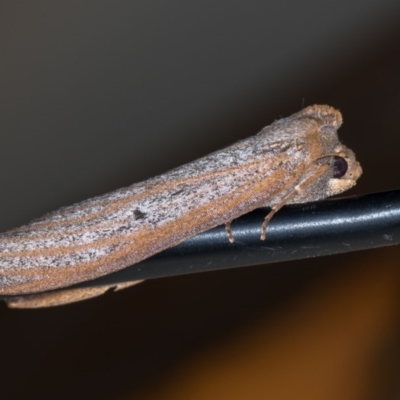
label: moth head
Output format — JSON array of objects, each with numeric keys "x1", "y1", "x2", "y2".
[{"x1": 327, "y1": 144, "x2": 362, "y2": 196}]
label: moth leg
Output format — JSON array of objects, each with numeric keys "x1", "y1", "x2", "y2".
[
  {"x1": 225, "y1": 221, "x2": 235, "y2": 243},
  {"x1": 261, "y1": 163, "x2": 330, "y2": 240},
  {"x1": 260, "y1": 194, "x2": 297, "y2": 240}
]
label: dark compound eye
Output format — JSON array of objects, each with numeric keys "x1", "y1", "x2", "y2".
[{"x1": 333, "y1": 156, "x2": 348, "y2": 178}]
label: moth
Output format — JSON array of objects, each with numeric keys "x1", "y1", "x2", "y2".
[{"x1": 0, "y1": 105, "x2": 362, "y2": 308}]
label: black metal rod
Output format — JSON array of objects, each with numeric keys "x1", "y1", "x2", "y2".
[{"x1": 73, "y1": 189, "x2": 400, "y2": 289}]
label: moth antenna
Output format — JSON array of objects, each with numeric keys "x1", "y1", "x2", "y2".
[{"x1": 315, "y1": 152, "x2": 347, "y2": 162}]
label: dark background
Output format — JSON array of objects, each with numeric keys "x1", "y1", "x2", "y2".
[{"x1": 1, "y1": 2, "x2": 400, "y2": 399}]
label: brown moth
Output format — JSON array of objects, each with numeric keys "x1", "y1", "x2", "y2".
[{"x1": 0, "y1": 105, "x2": 362, "y2": 308}]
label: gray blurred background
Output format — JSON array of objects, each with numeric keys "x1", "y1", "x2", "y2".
[{"x1": 1, "y1": 1, "x2": 400, "y2": 399}]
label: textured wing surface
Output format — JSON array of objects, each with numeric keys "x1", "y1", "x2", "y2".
[{"x1": 0, "y1": 131, "x2": 305, "y2": 294}]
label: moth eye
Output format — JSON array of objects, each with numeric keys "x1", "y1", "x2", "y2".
[{"x1": 333, "y1": 156, "x2": 348, "y2": 178}]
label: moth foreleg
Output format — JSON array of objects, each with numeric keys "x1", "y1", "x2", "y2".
[
  {"x1": 260, "y1": 193, "x2": 298, "y2": 241},
  {"x1": 260, "y1": 163, "x2": 331, "y2": 240}
]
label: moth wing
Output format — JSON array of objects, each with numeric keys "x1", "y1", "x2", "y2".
[
  {"x1": 4, "y1": 280, "x2": 143, "y2": 308},
  {"x1": 0, "y1": 134, "x2": 307, "y2": 295}
]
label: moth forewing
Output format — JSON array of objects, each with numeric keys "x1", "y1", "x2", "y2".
[
  {"x1": 0, "y1": 138, "x2": 305, "y2": 295},
  {"x1": 0, "y1": 105, "x2": 362, "y2": 307},
  {"x1": 5, "y1": 280, "x2": 143, "y2": 309}
]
